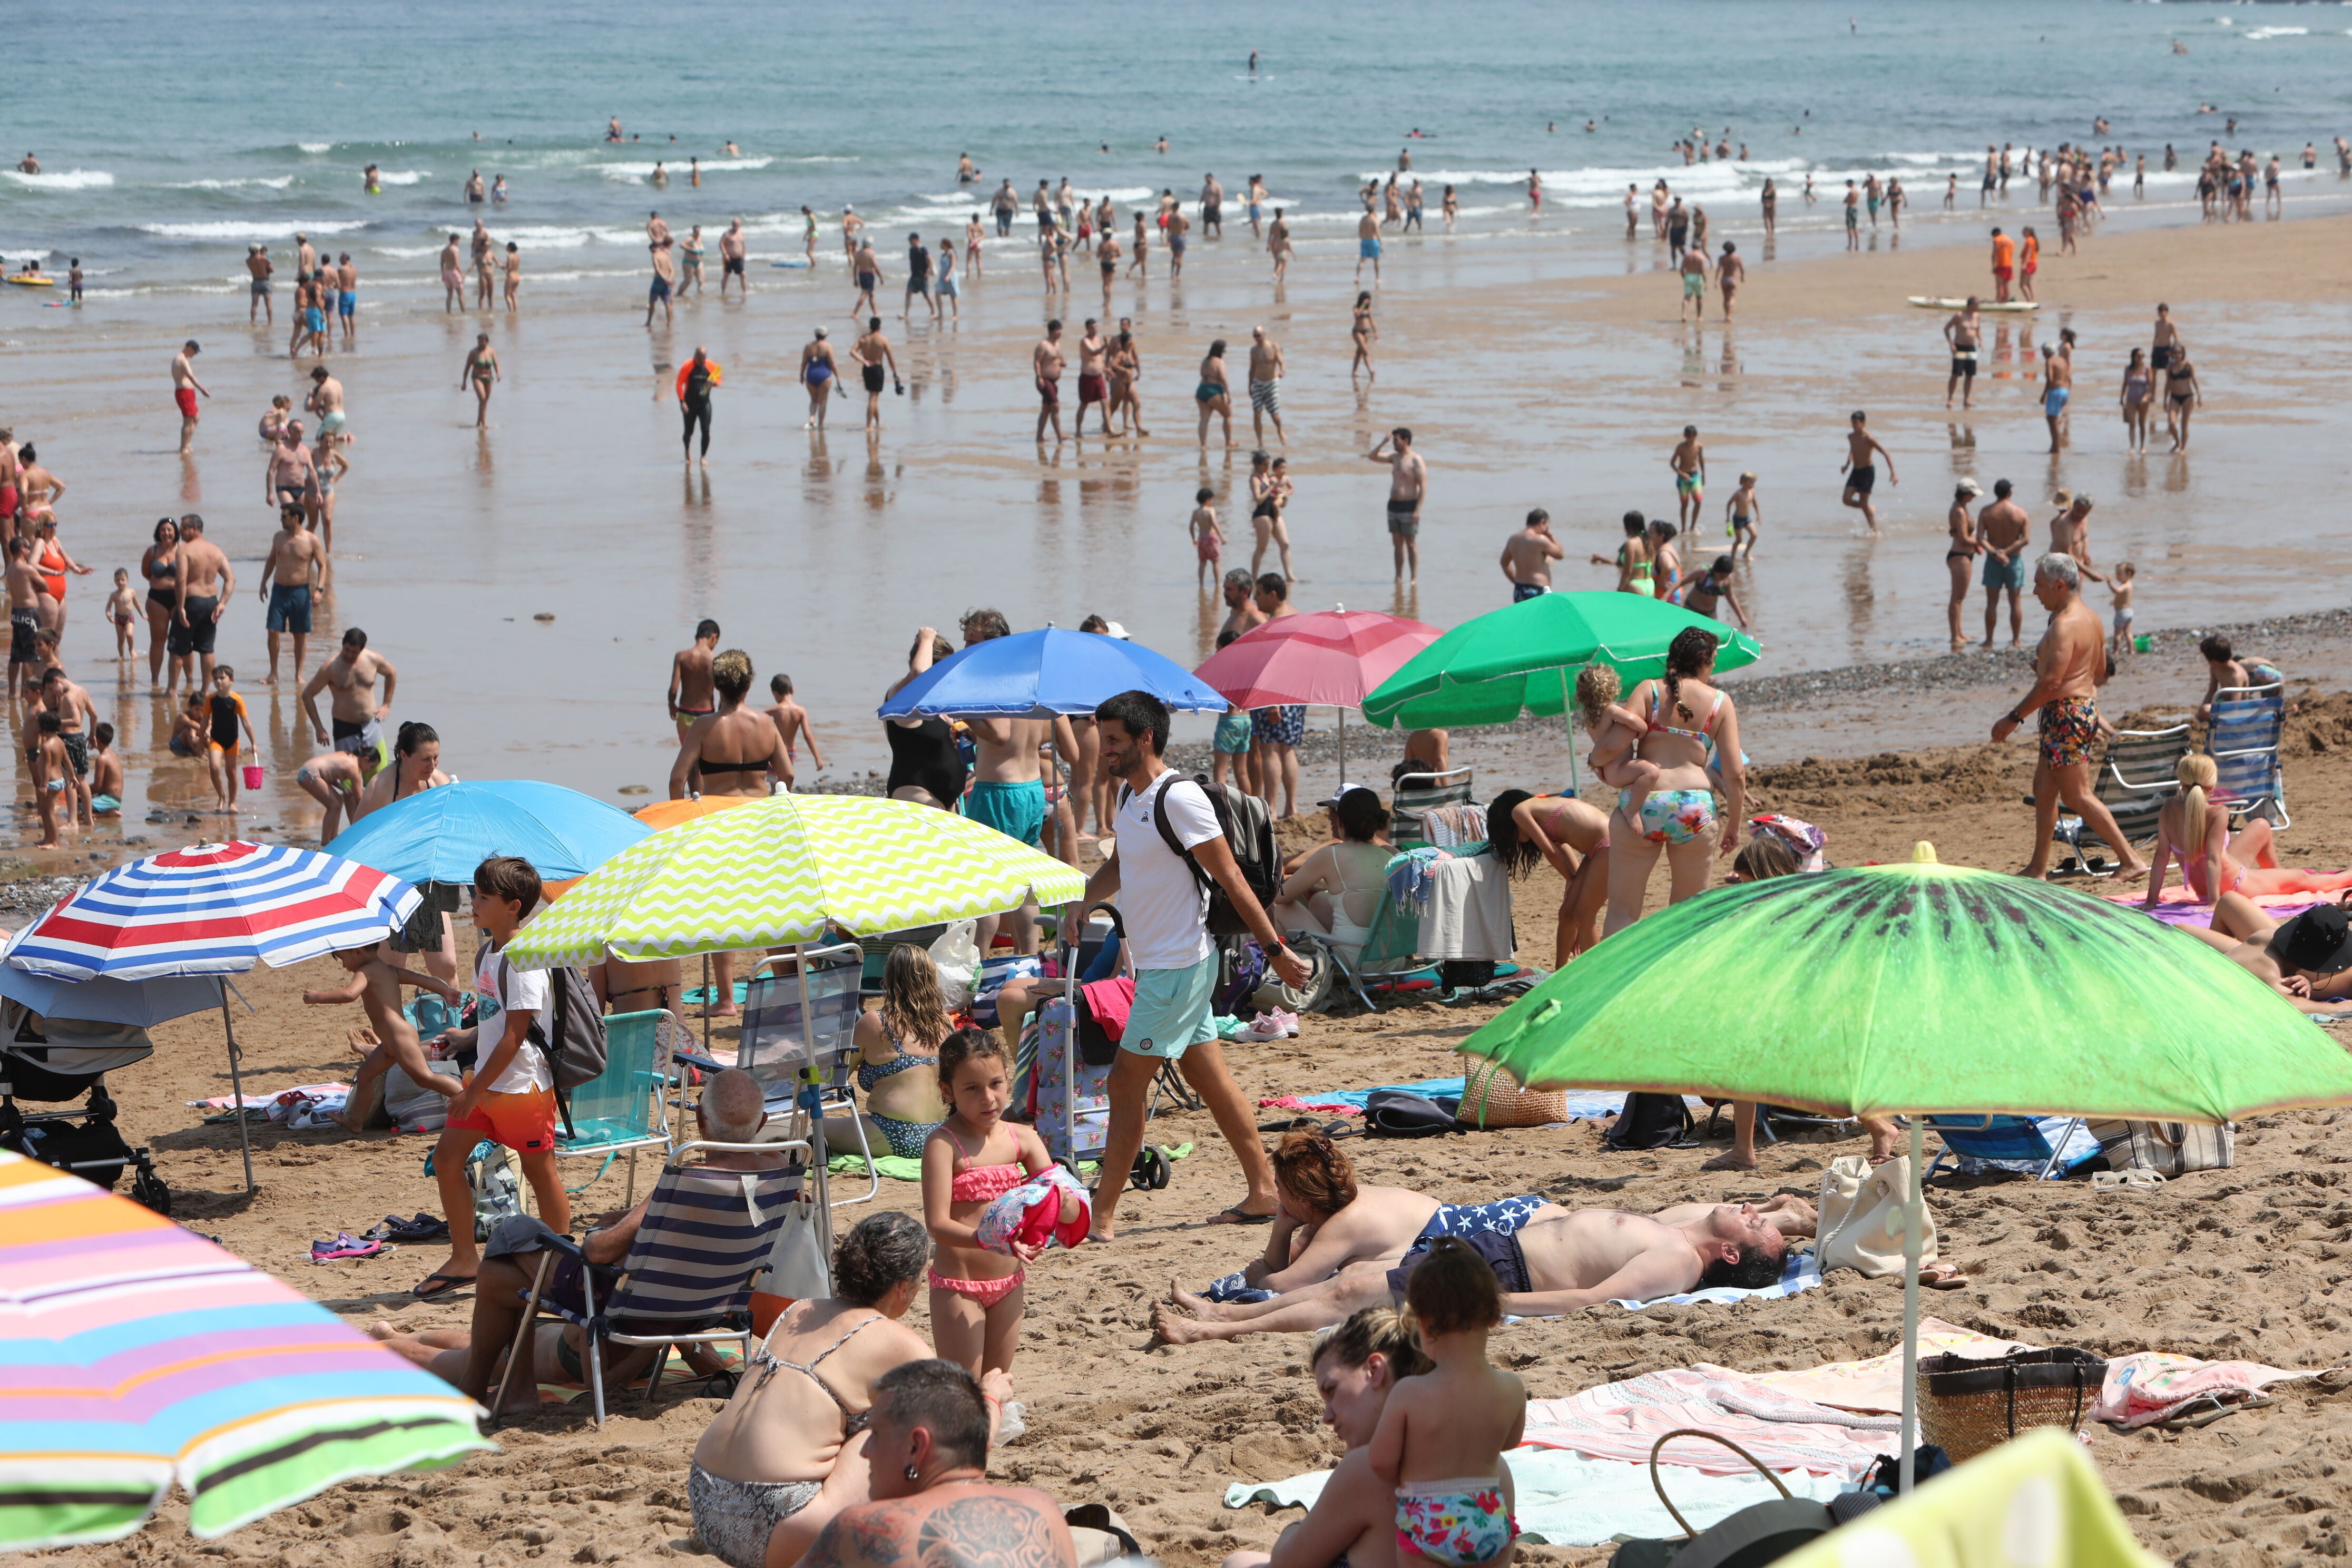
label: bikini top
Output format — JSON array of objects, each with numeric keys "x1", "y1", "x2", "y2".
[
  {"x1": 1649, "y1": 687, "x2": 1724, "y2": 744},
  {"x1": 698, "y1": 719, "x2": 770, "y2": 774},
  {"x1": 149, "y1": 554, "x2": 178, "y2": 584},
  {"x1": 856, "y1": 1023, "x2": 938, "y2": 1094},
  {"x1": 746, "y1": 1311, "x2": 881, "y2": 1434},
  {"x1": 942, "y1": 1123, "x2": 1026, "y2": 1203}
]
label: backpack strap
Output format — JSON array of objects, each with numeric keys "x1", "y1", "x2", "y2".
[
  {"x1": 495, "y1": 951, "x2": 577, "y2": 1142},
  {"x1": 1148, "y1": 773, "x2": 1214, "y2": 893}
]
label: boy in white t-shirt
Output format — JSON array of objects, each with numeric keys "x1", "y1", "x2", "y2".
[{"x1": 413, "y1": 854, "x2": 570, "y2": 1301}]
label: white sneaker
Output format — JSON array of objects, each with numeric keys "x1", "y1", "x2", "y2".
[{"x1": 1239, "y1": 1010, "x2": 1298, "y2": 1042}]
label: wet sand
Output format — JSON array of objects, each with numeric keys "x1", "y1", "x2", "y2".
[
  {"x1": 47, "y1": 688, "x2": 2352, "y2": 1566},
  {"x1": 4, "y1": 193, "x2": 2350, "y2": 854}
]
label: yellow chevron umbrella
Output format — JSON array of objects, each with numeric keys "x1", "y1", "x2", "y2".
[{"x1": 500, "y1": 793, "x2": 1085, "y2": 968}]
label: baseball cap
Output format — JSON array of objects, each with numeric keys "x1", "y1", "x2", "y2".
[{"x1": 2267, "y1": 904, "x2": 2352, "y2": 975}]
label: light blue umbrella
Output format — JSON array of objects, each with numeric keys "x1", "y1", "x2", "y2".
[
  {"x1": 0, "y1": 953, "x2": 221, "y2": 1029},
  {"x1": 877, "y1": 628, "x2": 1229, "y2": 719},
  {"x1": 325, "y1": 780, "x2": 652, "y2": 885}
]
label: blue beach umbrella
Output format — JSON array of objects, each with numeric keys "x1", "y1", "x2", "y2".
[
  {"x1": 876, "y1": 628, "x2": 1230, "y2": 719},
  {"x1": 325, "y1": 780, "x2": 653, "y2": 885}
]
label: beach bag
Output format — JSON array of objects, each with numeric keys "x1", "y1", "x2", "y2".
[
  {"x1": 1364, "y1": 1090, "x2": 1458, "y2": 1138},
  {"x1": 1456, "y1": 1060, "x2": 1569, "y2": 1130},
  {"x1": 928, "y1": 920, "x2": 981, "y2": 1007},
  {"x1": 2117, "y1": 1120, "x2": 2234, "y2": 1177},
  {"x1": 496, "y1": 955, "x2": 609, "y2": 1138},
  {"x1": 1147, "y1": 774, "x2": 1279, "y2": 938},
  {"x1": 1916, "y1": 1348, "x2": 2106, "y2": 1463},
  {"x1": 1605, "y1": 1092, "x2": 1692, "y2": 1151},
  {"x1": 384, "y1": 1055, "x2": 463, "y2": 1132},
  {"x1": 456, "y1": 1140, "x2": 525, "y2": 1243},
  {"x1": 1817, "y1": 1154, "x2": 1936, "y2": 1278}
]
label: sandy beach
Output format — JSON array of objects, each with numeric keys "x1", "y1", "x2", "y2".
[
  {"x1": 22, "y1": 677, "x2": 2352, "y2": 1567},
  {"x1": 6, "y1": 190, "x2": 2352, "y2": 855}
]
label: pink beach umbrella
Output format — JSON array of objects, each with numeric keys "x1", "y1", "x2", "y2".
[{"x1": 1194, "y1": 608, "x2": 1442, "y2": 789}]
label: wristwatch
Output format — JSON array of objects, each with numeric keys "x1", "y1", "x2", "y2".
[{"x1": 2005, "y1": 709, "x2": 2023, "y2": 725}]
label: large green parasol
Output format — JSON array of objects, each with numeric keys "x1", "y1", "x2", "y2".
[
  {"x1": 1461, "y1": 844, "x2": 2352, "y2": 1493},
  {"x1": 1360, "y1": 591, "x2": 1762, "y2": 731}
]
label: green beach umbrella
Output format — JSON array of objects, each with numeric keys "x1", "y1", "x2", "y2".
[
  {"x1": 1462, "y1": 844, "x2": 2352, "y2": 1493},
  {"x1": 502, "y1": 793, "x2": 1087, "y2": 968},
  {"x1": 1360, "y1": 592, "x2": 1762, "y2": 731}
]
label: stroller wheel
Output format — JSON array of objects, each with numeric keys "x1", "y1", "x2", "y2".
[
  {"x1": 1131, "y1": 1145, "x2": 1172, "y2": 1192},
  {"x1": 1056, "y1": 1155, "x2": 1084, "y2": 1185},
  {"x1": 131, "y1": 1162, "x2": 172, "y2": 1217}
]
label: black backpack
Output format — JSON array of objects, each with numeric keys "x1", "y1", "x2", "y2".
[
  {"x1": 1605, "y1": 1092, "x2": 1693, "y2": 1151},
  {"x1": 1146, "y1": 773, "x2": 1278, "y2": 938},
  {"x1": 495, "y1": 955, "x2": 610, "y2": 1139}
]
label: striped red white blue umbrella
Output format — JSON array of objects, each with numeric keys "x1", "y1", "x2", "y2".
[{"x1": 6, "y1": 841, "x2": 420, "y2": 983}]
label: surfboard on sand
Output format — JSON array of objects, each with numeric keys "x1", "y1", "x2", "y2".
[{"x1": 1908, "y1": 296, "x2": 2036, "y2": 311}]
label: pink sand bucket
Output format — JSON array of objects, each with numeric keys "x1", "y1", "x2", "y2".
[{"x1": 241, "y1": 762, "x2": 265, "y2": 790}]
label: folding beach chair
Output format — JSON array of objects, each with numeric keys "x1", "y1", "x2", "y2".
[
  {"x1": 492, "y1": 1139, "x2": 806, "y2": 1428},
  {"x1": 1302, "y1": 870, "x2": 1429, "y2": 1015},
  {"x1": 1390, "y1": 767, "x2": 1475, "y2": 849},
  {"x1": 2209, "y1": 683, "x2": 2288, "y2": 828},
  {"x1": 2049, "y1": 721, "x2": 2190, "y2": 869},
  {"x1": 553, "y1": 1008, "x2": 680, "y2": 1203},
  {"x1": 1924, "y1": 1115, "x2": 2094, "y2": 1182},
  {"x1": 738, "y1": 944, "x2": 876, "y2": 1207}
]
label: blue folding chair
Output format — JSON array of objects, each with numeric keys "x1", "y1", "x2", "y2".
[
  {"x1": 2210, "y1": 683, "x2": 2288, "y2": 828},
  {"x1": 1925, "y1": 1115, "x2": 2094, "y2": 1182},
  {"x1": 554, "y1": 1007, "x2": 679, "y2": 1201}
]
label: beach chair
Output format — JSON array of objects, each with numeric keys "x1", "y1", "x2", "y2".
[
  {"x1": 1390, "y1": 767, "x2": 1475, "y2": 849},
  {"x1": 2050, "y1": 721, "x2": 2190, "y2": 866},
  {"x1": 738, "y1": 944, "x2": 877, "y2": 1208},
  {"x1": 553, "y1": 1008, "x2": 680, "y2": 1203},
  {"x1": 1305, "y1": 871, "x2": 1430, "y2": 1015},
  {"x1": 2209, "y1": 683, "x2": 2288, "y2": 828},
  {"x1": 492, "y1": 1139, "x2": 806, "y2": 1428},
  {"x1": 1924, "y1": 1115, "x2": 2093, "y2": 1182}
]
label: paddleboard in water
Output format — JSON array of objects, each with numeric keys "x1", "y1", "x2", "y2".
[
  {"x1": 769, "y1": 259, "x2": 810, "y2": 268},
  {"x1": 1908, "y1": 296, "x2": 2036, "y2": 311}
]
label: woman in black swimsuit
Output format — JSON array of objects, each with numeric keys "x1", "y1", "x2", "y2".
[
  {"x1": 1944, "y1": 479, "x2": 1982, "y2": 651},
  {"x1": 140, "y1": 517, "x2": 180, "y2": 691},
  {"x1": 668, "y1": 648, "x2": 790, "y2": 1015},
  {"x1": 881, "y1": 627, "x2": 968, "y2": 809},
  {"x1": 2166, "y1": 352, "x2": 2201, "y2": 453}
]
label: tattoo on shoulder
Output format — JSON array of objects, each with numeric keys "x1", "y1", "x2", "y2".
[
  {"x1": 812, "y1": 1502, "x2": 916, "y2": 1568},
  {"x1": 914, "y1": 1496, "x2": 1068, "y2": 1568}
]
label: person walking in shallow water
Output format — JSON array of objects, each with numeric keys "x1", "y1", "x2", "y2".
[
  {"x1": 457, "y1": 333, "x2": 499, "y2": 427},
  {"x1": 1839, "y1": 410, "x2": 1895, "y2": 535}
]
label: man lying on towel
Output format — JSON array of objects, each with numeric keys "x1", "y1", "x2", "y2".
[
  {"x1": 1190, "y1": 1128, "x2": 1814, "y2": 1304},
  {"x1": 1153, "y1": 1201, "x2": 1788, "y2": 1343}
]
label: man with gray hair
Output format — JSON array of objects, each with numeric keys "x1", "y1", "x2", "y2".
[{"x1": 1991, "y1": 553, "x2": 2149, "y2": 883}]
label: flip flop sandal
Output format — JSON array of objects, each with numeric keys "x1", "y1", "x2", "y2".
[
  {"x1": 410, "y1": 1270, "x2": 476, "y2": 1300},
  {"x1": 2158, "y1": 1392, "x2": 2271, "y2": 1432},
  {"x1": 1204, "y1": 1203, "x2": 1275, "y2": 1226},
  {"x1": 383, "y1": 1213, "x2": 452, "y2": 1242},
  {"x1": 311, "y1": 1233, "x2": 390, "y2": 1262}
]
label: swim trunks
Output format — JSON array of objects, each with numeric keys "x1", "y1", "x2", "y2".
[
  {"x1": 649, "y1": 276, "x2": 671, "y2": 300},
  {"x1": 1952, "y1": 352, "x2": 1977, "y2": 375},
  {"x1": 1981, "y1": 552, "x2": 2026, "y2": 592},
  {"x1": 2044, "y1": 385, "x2": 2071, "y2": 416},
  {"x1": 862, "y1": 364, "x2": 887, "y2": 394},
  {"x1": 1037, "y1": 377, "x2": 1060, "y2": 408},
  {"x1": 170, "y1": 594, "x2": 220, "y2": 657},
  {"x1": 338, "y1": 290, "x2": 355, "y2": 317},
  {"x1": 1512, "y1": 582, "x2": 1548, "y2": 603},
  {"x1": 1251, "y1": 705, "x2": 1307, "y2": 748},
  {"x1": 1212, "y1": 711, "x2": 1255, "y2": 755},
  {"x1": 1386, "y1": 498, "x2": 1420, "y2": 539},
  {"x1": 304, "y1": 307, "x2": 324, "y2": 333},
  {"x1": 723, "y1": 255, "x2": 745, "y2": 276},
  {"x1": 1386, "y1": 1228, "x2": 1530, "y2": 1302},
  {"x1": 1993, "y1": 265, "x2": 2013, "y2": 281},
  {"x1": 2151, "y1": 345, "x2": 2175, "y2": 371},
  {"x1": 8, "y1": 611, "x2": 37, "y2": 665},
  {"x1": 2037, "y1": 695, "x2": 2100, "y2": 769},
  {"x1": 175, "y1": 387, "x2": 199, "y2": 420},
  {"x1": 1359, "y1": 237, "x2": 1381, "y2": 258},
  {"x1": 320, "y1": 410, "x2": 347, "y2": 436},
  {"x1": 1078, "y1": 373, "x2": 1106, "y2": 405},
  {"x1": 1846, "y1": 464, "x2": 1876, "y2": 497},
  {"x1": 1249, "y1": 379, "x2": 1280, "y2": 415},
  {"x1": 1675, "y1": 472, "x2": 1701, "y2": 498},
  {"x1": 333, "y1": 714, "x2": 383, "y2": 759},
  {"x1": 962, "y1": 778, "x2": 1048, "y2": 847},
  {"x1": 1682, "y1": 271, "x2": 1704, "y2": 297},
  {"x1": 266, "y1": 583, "x2": 312, "y2": 635},
  {"x1": 1169, "y1": 234, "x2": 1187, "y2": 254},
  {"x1": 60, "y1": 731, "x2": 88, "y2": 778},
  {"x1": 446, "y1": 1084, "x2": 557, "y2": 1154}
]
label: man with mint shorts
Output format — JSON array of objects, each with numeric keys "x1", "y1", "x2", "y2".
[{"x1": 1073, "y1": 690, "x2": 1312, "y2": 1242}]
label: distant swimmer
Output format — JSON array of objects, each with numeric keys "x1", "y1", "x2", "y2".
[
  {"x1": 723, "y1": 141, "x2": 740, "y2": 156},
  {"x1": 607, "y1": 116, "x2": 623, "y2": 142},
  {"x1": 1528, "y1": 168, "x2": 1543, "y2": 213},
  {"x1": 362, "y1": 163, "x2": 380, "y2": 194},
  {"x1": 15, "y1": 152, "x2": 37, "y2": 174},
  {"x1": 1838, "y1": 410, "x2": 1895, "y2": 535},
  {"x1": 491, "y1": 173, "x2": 507, "y2": 202},
  {"x1": 464, "y1": 169, "x2": 485, "y2": 203},
  {"x1": 958, "y1": 152, "x2": 977, "y2": 184},
  {"x1": 1248, "y1": 49, "x2": 1258, "y2": 74}
]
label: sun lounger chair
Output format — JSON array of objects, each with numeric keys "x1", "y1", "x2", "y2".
[
  {"x1": 737, "y1": 944, "x2": 877, "y2": 1208},
  {"x1": 2048, "y1": 721, "x2": 2190, "y2": 869},
  {"x1": 554, "y1": 1008, "x2": 680, "y2": 1202},
  {"x1": 494, "y1": 1139, "x2": 806, "y2": 1428},
  {"x1": 1390, "y1": 767, "x2": 1475, "y2": 849},
  {"x1": 1924, "y1": 1115, "x2": 2094, "y2": 1182},
  {"x1": 2209, "y1": 683, "x2": 2288, "y2": 828}
]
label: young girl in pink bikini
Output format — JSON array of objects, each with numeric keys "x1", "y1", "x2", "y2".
[
  {"x1": 919, "y1": 1029, "x2": 1075, "y2": 1376},
  {"x1": 2146, "y1": 754, "x2": 2352, "y2": 908}
]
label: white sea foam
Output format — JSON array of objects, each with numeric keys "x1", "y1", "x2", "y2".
[
  {"x1": 599, "y1": 156, "x2": 775, "y2": 182},
  {"x1": 2242, "y1": 25, "x2": 2308, "y2": 37},
  {"x1": 169, "y1": 177, "x2": 296, "y2": 190},
  {"x1": 140, "y1": 219, "x2": 369, "y2": 239},
  {"x1": 1, "y1": 169, "x2": 115, "y2": 191},
  {"x1": 375, "y1": 170, "x2": 428, "y2": 186},
  {"x1": 298, "y1": 142, "x2": 332, "y2": 153}
]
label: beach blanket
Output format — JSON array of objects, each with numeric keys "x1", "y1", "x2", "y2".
[
  {"x1": 1224, "y1": 1446, "x2": 1851, "y2": 1549},
  {"x1": 2091, "y1": 1350, "x2": 2333, "y2": 1430},
  {"x1": 1612, "y1": 1248, "x2": 1821, "y2": 1310},
  {"x1": 191, "y1": 1080, "x2": 350, "y2": 1110},
  {"x1": 2103, "y1": 887, "x2": 2323, "y2": 929},
  {"x1": 1259, "y1": 1077, "x2": 1625, "y2": 1122},
  {"x1": 1520, "y1": 1363, "x2": 1900, "y2": 1480},
  {"x1": 1747, "y1": 1318, "x2": 2034, "y2": 1410}
]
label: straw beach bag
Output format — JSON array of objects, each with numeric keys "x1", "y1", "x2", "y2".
[
  {"x1": 1916, "y1": 1348, "x2": 2106, "y2": 1463},
  {"x1": 1456, "y1": 1060, "x2": 1569, "y2": 1129}
]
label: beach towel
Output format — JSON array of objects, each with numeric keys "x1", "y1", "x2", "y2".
[
  {"x1": 2104, "y1": 887, "x2": 2324, "y2": 929},
  {"x1": 1385, "y1": 846, "x2": 1451, "y2": 915},
  {"x1": 976, "y1": 1164, "x2": 1091, "y2": 1254},
  {"x1": 1747, "y1": 1319, "x2": 2036, "y2": 1410},
  {"x1": 191, "y1": 1080, "x2": 350, "y2": 1110},
  {"x1": 1419, "y1": 852, "x2": 1516, "y2": 963},
  {"x1": 1225, "y1": 1446, "x2": 1852, "y2": 1549},
  {"x1": 1611, "y1": 1248, "x2": 1821, "y2": 1309},
  {"x1": 1518, "y1": 1361, "x2": 1900, "y2": 1480},
  {"x1": 2090, "y1": 1350, "x2": 2332, "y2": 1430},
  {"x1": 1259, "y1": 1077, "x2": 1625, "y2": 1122}
]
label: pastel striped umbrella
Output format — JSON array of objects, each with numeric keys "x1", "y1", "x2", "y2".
[
  {"x1": 501, "y1": 793, "x2": 1086, "y2": 968},
  {"x1": 0, "y1": 1150, "x2": 489, "y2": 1550},
  {"x1": 6, "y1": 841, "x2": 421, "y2": 983}
]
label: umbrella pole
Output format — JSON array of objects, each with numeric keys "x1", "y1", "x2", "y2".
[
  {"x1": 1337, "y1": 708, "x2": 1347, "y2": 793},
  {"x1": 796, "y1": 944, "x2": 834, "y2": 1295},
  {"x1": 702, "y1": 953, "x2": 712, "y2": 1055},
  {"x1": 1898, "y1": 1116, "x2": 1926, "y2": 1495},
  {"x1": 1560, "y1": 669, "x2": 1580, "y2": 796},
  {"x1": 219, "y1": 979, "x2": 256, "y2": 1195}
]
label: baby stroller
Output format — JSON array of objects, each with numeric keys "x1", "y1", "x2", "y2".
[
  {"x1": 0, "y1": 1001, "x2": 170, "y2": 1213},
  {"x1": 1018, "y1": 906, "x2": 1177, "y2": 1192}
]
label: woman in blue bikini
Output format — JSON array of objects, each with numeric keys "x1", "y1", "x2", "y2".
[
  {"x1": 832, "y1": 945, "x2": 951, "y2": 1158},
  {"x1": 1603, "y1": 626, "x2": 1744, "y2": 936}
]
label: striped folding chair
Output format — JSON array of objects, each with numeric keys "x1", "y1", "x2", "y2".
[
  {"x1": 2209, "y1": 684, "x2": 2288, "y2": 828},
  {"x1": 2050, "y1": 722, "x2": 2190, "y2": 869},
  {"x1": 1390, "y1": 767, "x2": 1475, "y2": 849},
  {"x1": 493, "y1": 1139, "x2": 807, "y2": 1428}
]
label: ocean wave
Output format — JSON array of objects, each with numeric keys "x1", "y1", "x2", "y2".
[
  {"x1": 374, "y1": 246, "x2": 443, "y2": 259},
  {"x1": 2242, "y1": 25, "x2": 2309, "y2": 36},
  {"x1": 168, "y1": 176, "x2": 296, "y2": 190},
  {"x1": 1, "y1": 169, "x2": 115, "y2": 191},
  {"x1": 375, "y1": 170, "x2": 429, "y2": 185},
  {"x1": 597, "y1": 156, "x2": 775, "y2": 183},
  {"x1": 299, "y1": 142, "x2": 333, "y2": 153},
  {"x1": 140, "y1": 219, "x2": 370, "y2": 239}
]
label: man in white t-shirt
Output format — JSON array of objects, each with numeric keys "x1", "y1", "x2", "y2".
[
  {"x1": 414, "y1": 854, "x2": 571, "y2": 1301},
  {"x1": 1074, "y1": 691, "x2": 1311, "y2": 1241}
]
